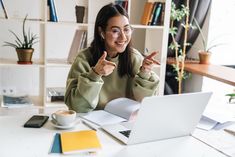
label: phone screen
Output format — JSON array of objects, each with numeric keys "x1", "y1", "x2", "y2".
[{"x1": 24, "y1": 115, "x2": 49, "y2": 128}]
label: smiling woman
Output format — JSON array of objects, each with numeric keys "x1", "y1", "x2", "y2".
[{"x1": 64, "y1": 3, "x2": 160, "y2": 113}]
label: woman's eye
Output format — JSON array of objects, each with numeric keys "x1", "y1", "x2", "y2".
[
  {"x1": 124, "y1": 28, "x2": 130, "y2": 33},
  {"x1": 112, "y1": 29, "x2": 120, "y2": 33},
  {"x1": 124, "y1": 27, "x2": 132, "y2": 33}
]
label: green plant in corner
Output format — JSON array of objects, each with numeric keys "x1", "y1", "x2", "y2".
[
  {"x1": 193, "y1": 18, "x2": 226, "y2": 64},
  {"x1": 225, "y1": 89, "x2": 235, "y2": 103},
  {"x1": 193, "y1": 18, "x2": 225, "y2": 53},
  {"x1": 3, "y1": 15, "x2": 39, "y2": 64}
]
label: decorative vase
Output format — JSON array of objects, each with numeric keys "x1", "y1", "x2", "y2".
[
  {"x1": 16, "y1": 48, "x2": 34, "y2": 64},
  {"x1": 198, "y1": 51, "x2": 211, "y2": 64}
]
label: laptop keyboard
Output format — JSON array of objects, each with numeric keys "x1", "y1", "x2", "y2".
[{"x1": 119, "y1": 130, "x2": 131, "y2": 138}]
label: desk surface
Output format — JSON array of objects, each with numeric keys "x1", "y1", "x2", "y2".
[
  {"x1": 0, "y1": 115, "x2": 229, "y2": 157},
  {"x1": 167, "y1": 58, "x2": 235, "y2": 86},
  {"x1": 184, "y1": 64, "x2": 235, "y2": 86}
]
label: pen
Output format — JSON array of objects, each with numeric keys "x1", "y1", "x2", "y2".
[
  {"x1": 82, "y1": 120, "x2": 97, "y2": 131},
  {"x1": 224, "y1": 129, "x2": 235, "y2": 136}
]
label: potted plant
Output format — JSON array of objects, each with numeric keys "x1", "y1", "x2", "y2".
[
  {"x1": 3, "y1": 15, "x2": 39, "y2": 64},
  {"x1": 225, "y1": 89, "x2": 235, "y2": 103},
  {"x1": 194, "y1": 18, "x2": 224, "y2": 64}
]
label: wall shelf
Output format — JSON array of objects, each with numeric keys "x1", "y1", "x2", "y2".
[{"x1": 0, "y1": 0, "x2": 171, "y2": 107}]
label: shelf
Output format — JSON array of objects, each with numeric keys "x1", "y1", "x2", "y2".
[
  {"x1": 132, "y1": 24, "x2": 164, "y2": 29},
  {"x1": 45, "y1": 21, "x2": 89, "y2": 27},
  {"x1": 0, "y1": 59, "x2": 44, "y2": 67},
  {"x1": 44, "y1": 102, "x2": 67, "y2": 108},
  {"x1": 0, "y1": 0, "x2": 171, "y2": 106},
  {"x1": 46, "y1": 59, "x2": 72, "y2": 67}
]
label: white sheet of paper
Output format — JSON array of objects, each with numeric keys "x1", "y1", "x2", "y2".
[
  {"x1": 81, "y1": 110, "x2": 126, "y2": 126},
  {"x1": 197, "y1": 116, "x2": 218, "y2": 130}
]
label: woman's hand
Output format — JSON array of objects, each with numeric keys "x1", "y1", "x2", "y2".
[
  {"x1": 140, "y1": 51, "x2": 160, "y2": 73},
  {"x1": 93, "y1": 51, "x2": 116, "y2": 76}
]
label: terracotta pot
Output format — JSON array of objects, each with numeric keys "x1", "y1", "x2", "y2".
[
  {"x1": 198, "y1": 51, "x2": 211, "y2": 64},
  {"x1": 16, "y1": 48, "x2": 34, "y2": 64}
]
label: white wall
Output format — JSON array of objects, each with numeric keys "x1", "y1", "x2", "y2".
[
  {"x1": 188, "y1": 0, "x2": 235, "y2": 65},
  {"x1": 207, "y1": 0, "x2": 235, "y2": 65}
]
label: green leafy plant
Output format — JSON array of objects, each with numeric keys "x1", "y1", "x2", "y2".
[
  {"x1": 193, "y1": 18, "x2": 225, "y2": 53},
  {"x1": 226, "y1": 93, "x2": 235, "y2": 103},
  {"x1": 169, "y1": 0, "x2": 191, "y2": 94},
  {"x1": 3, "y1": 15, "x2": 39, "y2": 49}
]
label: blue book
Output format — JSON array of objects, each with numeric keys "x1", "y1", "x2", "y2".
[
  {"x1": 50, "y1": 133, "x2": 62, "y2": 153},
  {"x1": 151, "y1": 3, "x2": 162, "y2": 25},
  {"x1": 0, "y1": 0, "x2": 8, "y2": 19},
  {"x1": 48, "y1": 0, "x2": 58, "y2": 22},
  {"x1": 2, "y1": 95, "x2": 33, "y2": 108}
]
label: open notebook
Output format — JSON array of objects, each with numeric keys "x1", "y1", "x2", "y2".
[{"x1": 80, "y1": 98, "x2": 140, "y2": 126}]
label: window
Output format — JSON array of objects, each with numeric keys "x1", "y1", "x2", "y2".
[{"x1": 208, "y1": 0, "x2": 235, "y2": 66}]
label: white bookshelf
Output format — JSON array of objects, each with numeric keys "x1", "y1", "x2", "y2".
[{"x1": 0, "y1": 0, "x2": 171, "y2": 107}]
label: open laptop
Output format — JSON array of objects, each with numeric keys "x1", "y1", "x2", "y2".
[{"x1": 102, "y1": 92, "x2": 212, "y2": 145}]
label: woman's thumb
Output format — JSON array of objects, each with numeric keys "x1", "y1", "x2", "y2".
[{"x1": 100, "y1": 51, "x2": 107, "y2": 60}]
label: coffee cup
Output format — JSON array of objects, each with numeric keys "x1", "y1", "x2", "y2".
[{"x1": 51, "y1": 110, "x2": 76, "y2": 126}]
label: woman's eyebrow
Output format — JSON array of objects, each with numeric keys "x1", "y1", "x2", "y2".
[
  {"x1": 110, "y1": 26, "x2": 120, "y2": 29},
  {"x1": 110, "y1": 24, "x2": 131, "y2": 29}
]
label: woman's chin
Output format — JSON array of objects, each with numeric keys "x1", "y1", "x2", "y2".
[{"x1": 115, "y1": 46, "x2": 127, "y2": 53}]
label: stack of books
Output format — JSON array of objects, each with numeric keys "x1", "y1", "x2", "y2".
[
  {"x1": 1, "y1": 95, "x2": 33, "y2": 108},
  {"x1": 140, "y1": 1, "x2": 165, "y2": 26},
  {"x1": 67, "y1": 29, "x2": 87, "y2": 64},
  {"x1": 50, "y1": 130, "x2": 101, "y2": 154},
  {"x1": 47, "y1": 87, "x2": 65, "y2": 102}
]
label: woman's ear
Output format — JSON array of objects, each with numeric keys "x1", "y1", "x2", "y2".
[{"x1": 98, "y1": 27, "x2": 105, "y2": 39}]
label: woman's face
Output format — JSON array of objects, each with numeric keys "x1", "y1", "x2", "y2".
[{"x1": 103, "y1": 15, "x2": 132, "y2": 57}]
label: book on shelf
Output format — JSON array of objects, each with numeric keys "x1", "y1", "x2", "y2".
[
  {"x1": 48, "y1": 0, "x2": 58, "y2": 22},
  {"x1": 75, "y1": 5, "x2": 85, "y2": 23},
  {"x1": 80, "y1": 30, "x2": 87, "y2": 49},
  {"x1": 151, "y1": 2, "x2": 163, "y2": 25},
  {"x1": 47, "y1": 87, "x2": 65, "y2": 102},
  {"x1": 60, "y1": 130, "x2": 101, "y2": 154},
  {"x1": 67, "y1": 29, "x2": 87, "y2": 64},
  {"x1": 80, "y1": 97, "x2": 140, "y2": 126},
  {"x1": 140, "y1": 2, "x2": 154, "y2": 25},
  {"x1": 1, "y1": 95, "x2": 33, "y2": 108},
  {"x1": 148, "y1": 2, "x2": 158, "y2": 25},
  {"x1": 115, "y1": 0, "x2": 128, "y2": 11},
  {"x1": 159, "y1": 2, "x2": 165, "y2": 25},
  {"x1": 0, "y1": 0, "x2": 8, "y2": 19}
]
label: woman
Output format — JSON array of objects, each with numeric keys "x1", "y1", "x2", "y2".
[{"x1": 65, "y1": 3, "x2": 159, "y2": 113}]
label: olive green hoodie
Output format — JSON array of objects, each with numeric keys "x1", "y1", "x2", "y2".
[{"x1": 65, "y1": 47, "x2": 159, "y2": 113}]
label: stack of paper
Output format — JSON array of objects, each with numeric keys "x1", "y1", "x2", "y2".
[
  {"x1": 1, "y1": 95, "x2": 33, "y2": 108},
  {"x1": 197, "y1": 99, "x2": 235, "y2": 131}
]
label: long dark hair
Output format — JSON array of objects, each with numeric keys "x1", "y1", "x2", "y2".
[{"x1": 90, "y1": 3, "x2": 134, "y2": 77}]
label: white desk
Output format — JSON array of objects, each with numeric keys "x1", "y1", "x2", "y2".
[{"x1": 0, "y1": 115, "x2": 229, "y2": 157}]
